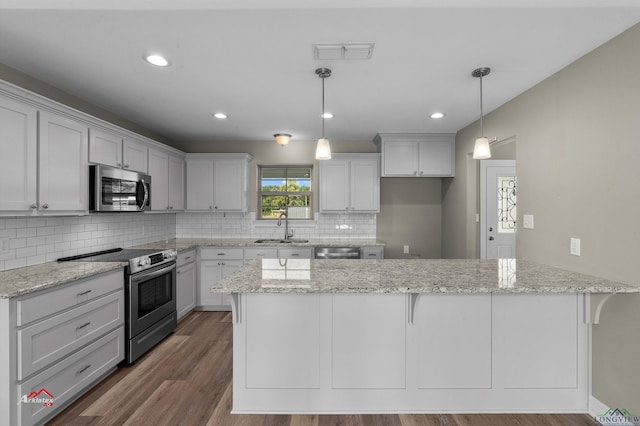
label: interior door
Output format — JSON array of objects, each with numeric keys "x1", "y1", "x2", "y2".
[{"x1": 480, "y1": 160, "x2": 516, "y2": 259}]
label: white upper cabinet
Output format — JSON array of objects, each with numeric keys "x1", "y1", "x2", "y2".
[
  {"x1": 89, "y1": 128, "x2": 148, "y2": 173},
  {"x1": 319, "y1": 154, "x2": 380, "y2": 213},
  {"x1": 148, "y1": 148, "x2": 185, "y2": 212},
  {"x1": 0, "y1": 96, "x2": 38, "y2": 212},
  {"x1": 185, "y1": 153, "x2": 252, "y2": 212},
  {"x1": 375, "y1": 133, "x2": 455, "y2": 177},
  {"x1": 38, "y1": 111, "x2": 88, "y2": 213}
]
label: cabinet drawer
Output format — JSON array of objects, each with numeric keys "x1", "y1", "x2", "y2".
[
  {"x1": 177, "y1": 249, "x2": 196, "y2": 266},
  {"x1": 361, "y1": 247, "x2": 384, "y2": 259},
  {"x1": 278, "y1": 247, "x2": 313, "y2": 259},
  {"x1": 244, "y1": 247, "x2": 278, "y2": 261},
  {"x1": 17, "y1": 327, "x2": 124, "y2": 426},
  {"x1": 18, "y1": 291, "x2": 124, "y2": 380},
  {"x1": 17, "y1": 269, "x2": 123, "y2": 326},
  {"x1": 199, "y1": 247, "x2": 243, "y2": 260}
]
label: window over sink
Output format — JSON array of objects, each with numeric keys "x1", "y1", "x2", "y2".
[{"x1": 258, "y1": 166, "x2": 312, "y2": 220}]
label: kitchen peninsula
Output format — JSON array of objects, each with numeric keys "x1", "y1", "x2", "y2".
[{"x1": 213, "y1": 258, "x2": 638, "y2": 414}]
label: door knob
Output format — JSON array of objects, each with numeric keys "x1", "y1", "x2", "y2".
[
  {"x1": 489, "y1": 227, "x2": 493, "y2": 232},
  {"x1": 489, "y1": 236, "x2": 494, "y2": 241}
]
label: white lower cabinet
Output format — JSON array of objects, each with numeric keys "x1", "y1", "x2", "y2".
[
  {"x1": 198, "y1": 248, "x2": 244, "y2": 310},
  {"x1": 2, "y1": 269, "x2": 125, "y2": 426},
  {"x1": 17, "y1": 327, "x2": 123, "y2": 426},
  {"x1": 360, "y1": 246, "x2": 384, "y2": 259},
  {"x1": 176, "y1": 249, "x2": 196, "y2": 320}
]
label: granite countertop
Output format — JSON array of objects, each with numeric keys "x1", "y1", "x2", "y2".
[
  {"x1": 132, "y1": 238, "x2": 385, "y2": 252},
  {"x1": 0, "y1": 261, "x2": 125, "y2": 299},
  {"x1": 212, "y1": 258, "x2": 640, "y2": 294},
  {"x1": 0, "y1": 238, "x2": 385, "y2": 299}
]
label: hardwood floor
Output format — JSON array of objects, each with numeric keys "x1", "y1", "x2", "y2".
[{"x1": 49, "y1": 311, "x2": 599, "y2": 426}]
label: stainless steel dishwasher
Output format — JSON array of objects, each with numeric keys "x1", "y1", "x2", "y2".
[{"x1": 314, "y1": 247, "x2": 361, "y2": 259}]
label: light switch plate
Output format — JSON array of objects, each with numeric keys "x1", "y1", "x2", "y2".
[
  {"x1": 570, "y1": 238, "x2": 581, "y2": 256},
  {"x1": 523, "y1": 214, "x2": 534, "y2": 229}
]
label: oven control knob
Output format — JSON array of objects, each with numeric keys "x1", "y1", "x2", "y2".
[
  {"x1": 164, "y1": 250, "x2": 177, "y2": 259},
  {"x1": 138, "y1": 258, "x2": 151, "y2": 267}
]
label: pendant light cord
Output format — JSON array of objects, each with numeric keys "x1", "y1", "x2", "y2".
[
  {"x1": 321, "y1": 75, "x2": 325, "y2": 138},
  {"x1": 479, "y1": 73, "x2": 484, "y2": 137}
]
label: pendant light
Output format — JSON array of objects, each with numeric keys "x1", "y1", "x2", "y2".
[
  {"x1": 273, "y1": 133, "x2": 291, "y2": 146},
  {"x1": 472, "y1": 67, "x2": 492, "y2": 160},
  {"x1": 315, "y1": 67, "x2": 332, "y2": 160}
]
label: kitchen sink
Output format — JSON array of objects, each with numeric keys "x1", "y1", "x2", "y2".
[{"x1": 253, "y1": 239, "x2": 309, "y2": 244}]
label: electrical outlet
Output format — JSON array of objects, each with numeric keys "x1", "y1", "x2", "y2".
[
  {"x1": 570, "y1": 238, "x2": 581, "y2": 256},
  {"x1": 403, "y1": 245, "x2": 410, "y2": 254}
]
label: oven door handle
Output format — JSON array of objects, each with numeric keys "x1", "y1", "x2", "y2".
[{"x1": 131, "y1": 262, "x2": 175, "y2": 282}]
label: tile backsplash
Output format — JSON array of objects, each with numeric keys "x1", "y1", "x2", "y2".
[
  {"x1": 0, "y1": 212, "x2": 376, "y2": 272},
  {"x1": 176, "y1": 212, "x2": 376, "y2": 241},
  {"x1": 0, "y1": 213, "x2": 176, "y2": 272}
]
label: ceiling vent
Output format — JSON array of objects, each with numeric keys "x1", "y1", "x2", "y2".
[{"x1": 313, "y1": 43, "x2": 375, "y2": 60}]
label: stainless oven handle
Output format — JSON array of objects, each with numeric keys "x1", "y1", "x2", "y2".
[
  {"x1": 131, "y1": 262, "x2": 175, "y2": 283},
  {"x1": 139, "y1": 178, "x2": 149, "y2": 211}
]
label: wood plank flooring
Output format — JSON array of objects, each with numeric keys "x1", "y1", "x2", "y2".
[{"x1": 49, "y1": 311, "x2": 599, "y2": 426}]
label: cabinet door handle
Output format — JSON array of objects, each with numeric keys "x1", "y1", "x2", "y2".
[
  {"x1": 419, "y1": 171, "x2": 423, "y2": 176},
  {"x1": 413, "y1": 171, "x2": 418, "y2": 176},
  {"x1": 42, "y1": 203, "x2": 49, "y2": 209},
  {"x1": 117, "y1": 162, "x2": 122, "y2": 167},
  {"x1": 291, "y1": 253, "x2": 299, "y2": 257},
  {"x1": 76, "y1": 364, "x2": 91, "y2": 375},
  {"x1": 77, "y1": 290, "x2": 92, "y2": 296},
  {"x1": 124, "y1": 164, "x2": 130, "y2": 168},
  {"x1": 184, "y1": 256, "x2": 191, "y2": 261},
  {"x1": 30, "y1": 203, "x2": 37, "y2": 209},
  {"x1": 76, "y1": 322, "x2": 91, "y2": 331}
]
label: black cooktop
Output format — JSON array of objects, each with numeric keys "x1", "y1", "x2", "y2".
[{"x1": 57, "y1": 248, "x2": 163, "y2": 263}]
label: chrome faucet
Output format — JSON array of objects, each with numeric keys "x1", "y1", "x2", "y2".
[{"x1": 277, "y1": 208, "x2": 294, "y2": 240}]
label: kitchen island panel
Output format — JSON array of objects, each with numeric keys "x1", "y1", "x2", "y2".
[
  {"x1": 493, "y1": 293, "x2": 583, "y2": 390},
  {"x1": 331, "y1": 294, "x2": 406, "y2": 389},
  {"x1": 245, "y1": 293, "x2": 321, "y2": 389},
  {"x1": 415, "y1": 294, "x2": 492, "y2": 389}
]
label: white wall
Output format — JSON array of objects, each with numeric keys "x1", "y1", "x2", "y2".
[{"x1": 443, "y1": 22, "x2": 640, "y2": 413}]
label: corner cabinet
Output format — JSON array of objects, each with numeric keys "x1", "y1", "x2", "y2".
[
  {"x1": 319, "y1": 154, "x2": 380, "y2": 213},
  {"x1": 148, "y1": 148, "x2": 185, "y2": 212},
  {"x1": 375, "y1": 133, "x2": 455, "y2": 177},
  {"x1": 0, "y1": 94, "x2": 88, "y2": 215},
  {"x1": 185, "y1": 153, "x2": 253, "y2": 212}
]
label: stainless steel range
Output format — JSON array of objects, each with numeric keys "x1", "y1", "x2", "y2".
[{"x1": 58, "y1": 247, "x2": 178, "y2": 363}]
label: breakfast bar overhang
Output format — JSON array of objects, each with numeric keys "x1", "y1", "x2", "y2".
[{"x1": 213, "y1": 259, "x2": 638, "y2": 414}]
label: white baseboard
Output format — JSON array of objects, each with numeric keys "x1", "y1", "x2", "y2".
[{"x1": 589, "y1": 395, "x2": 609, "y2": 418}]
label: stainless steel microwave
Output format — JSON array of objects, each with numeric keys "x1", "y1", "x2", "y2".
[{"x1": 89, "y1": 165, "x2": 151, "y2": 212}]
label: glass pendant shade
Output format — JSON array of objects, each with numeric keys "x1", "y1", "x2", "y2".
[
  {"x1": 315, "y1": 138, "x2": 332, "y2": 160},
  {"x1": 473, "y1": 137, "x2": 491, "y2": 159}
]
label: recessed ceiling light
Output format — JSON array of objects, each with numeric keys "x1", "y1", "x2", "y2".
[
  {"x1": 144, "y1": 54, "x2": 170, "y2": 67},
  {"x1": 430, "y1": 112, "x2": 445, "y2": 119},
  {"x1": 321, "y1": 112, "x2": 333, "y2": 119},
  {"x1": 213, "y1": 113, "x2": 227, "y2": 119}
]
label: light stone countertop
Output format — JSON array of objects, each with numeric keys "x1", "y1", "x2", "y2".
[
  {"x1": 0, "y1": 261, "x2": 125, "y2": 299},
  {"x1": 212, "y1": 258, "x2": 639, "y2": 294},
  {"x1": 0, "y1": 238, "x2": 385, "y2": 299},
  {"x1": 132, "y1": 238, "x2": 385, "y2": 252}
]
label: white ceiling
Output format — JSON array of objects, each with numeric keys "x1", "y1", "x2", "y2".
[{"x1": 1, "y1": 0, "x2": 639, "y2": 147}]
